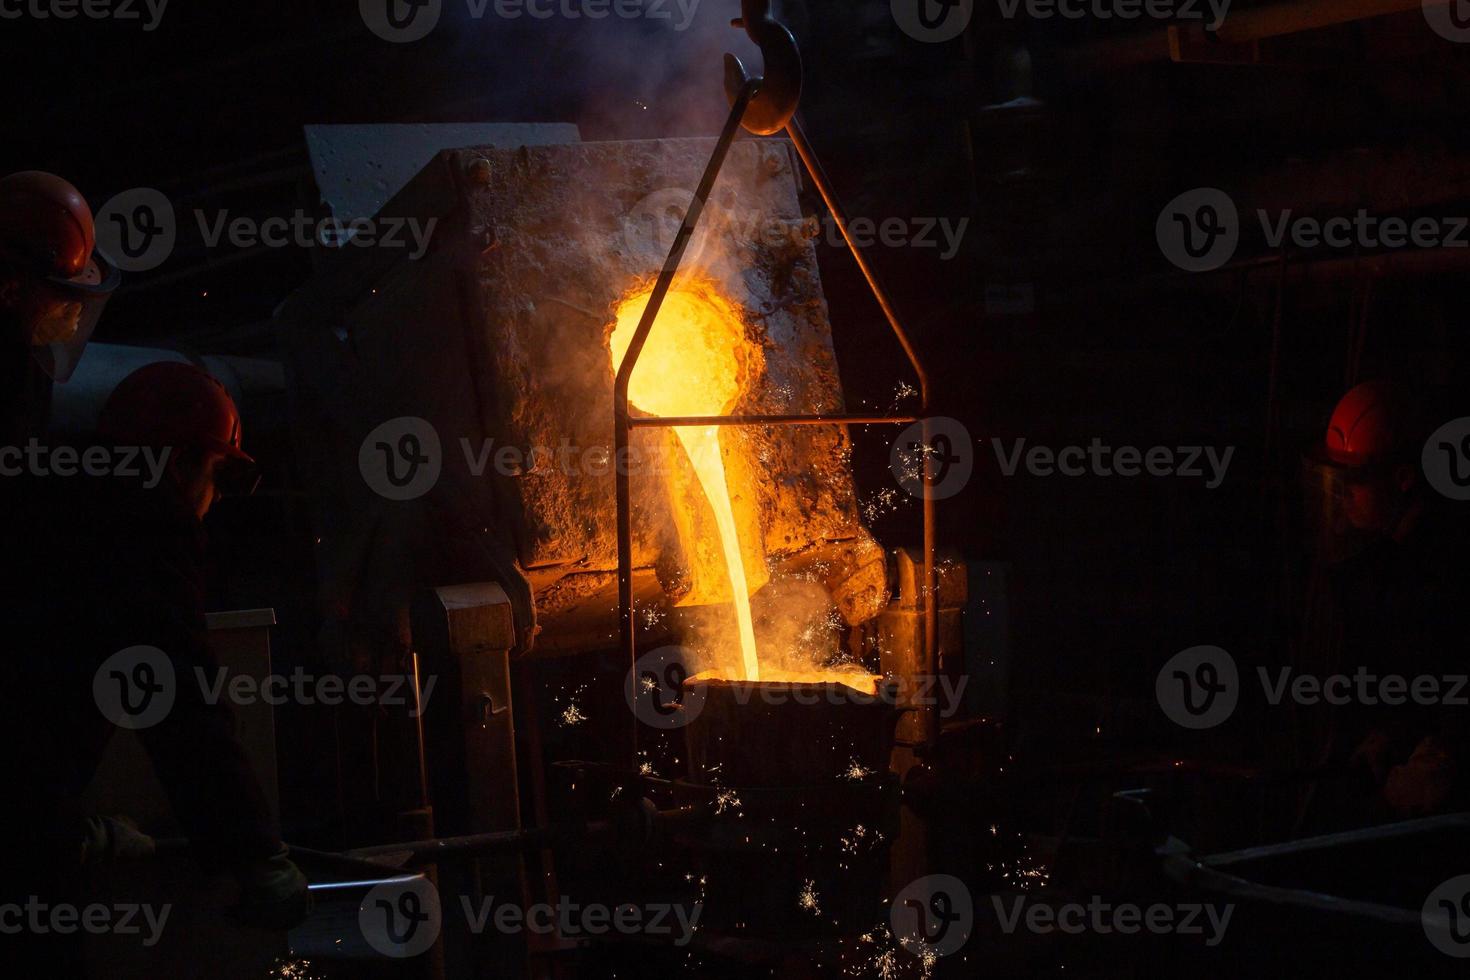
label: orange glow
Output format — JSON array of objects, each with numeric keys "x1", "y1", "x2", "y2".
[
  {"x1": 686, "y1": 667, "x2": 881, "y2": 697},
  {"x1": 611, "y1": 284, "x2": 762, "y2": 682}
]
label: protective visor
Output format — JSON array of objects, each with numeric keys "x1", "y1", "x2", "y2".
[{"x1": 32, "y1": 253, "x2": 120, "y2": 382}]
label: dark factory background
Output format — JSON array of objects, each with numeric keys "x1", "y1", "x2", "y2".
[{"x1": 4, "y1": 0, "x2": 1470, "y2": 977}]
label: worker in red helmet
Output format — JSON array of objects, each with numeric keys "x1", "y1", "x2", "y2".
[
  {"x1": 1297, "y1": 380, "x2": 1469, "y2": 828},
  {"x1": 98, "y1": 360, "x2": 264, "y2": 516},
  {"x1": 3, "y1": 362, "x2": 303, "y2": 969},
  {"x1": 0, "y1": 171, "x2": 119, "y2": 443}
]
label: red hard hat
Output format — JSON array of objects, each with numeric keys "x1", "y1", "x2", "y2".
[
  {"x1": 1321, "y1": 380, "x2": 1415, "y2": 469},
  {"x1": 98, "y1": 362, "x2": 254, "y2": 464},
  {"x1": 0, "y1": 171, "x2": 97, "y2": 281}
]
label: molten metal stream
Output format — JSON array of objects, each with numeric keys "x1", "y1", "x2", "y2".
[
  {"x1": 670, "y1": 424, "x2": 760, "y2": 681},
  {"x1": 611, "y1": 286, "x2": 761, "y2": 681}
]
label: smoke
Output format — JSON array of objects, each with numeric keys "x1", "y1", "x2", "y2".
[
  {"x1": 677, "y1": 573, "x2": 870, "y2": 681},
  {"x1": 433, "y1": 0, "x2": 763, "y2": 140}
]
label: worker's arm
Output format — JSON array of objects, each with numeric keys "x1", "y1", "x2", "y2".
[{"x1": 113, "y1": 494, "x2": 307, "y2": 925}]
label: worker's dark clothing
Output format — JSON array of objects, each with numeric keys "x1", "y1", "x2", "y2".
[
  {"x1": 1307, "y1": 501, "x2": 1470, "y2": 825},
  {"x1": 2, "y1": 463, "x2": 281, "y2": 915},
  {"x1": 1, "y1": 326, "x2": 50, "y2": 446}
]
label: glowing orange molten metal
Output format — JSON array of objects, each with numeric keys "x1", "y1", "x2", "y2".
[{"x1": 611, "y1": 284, "x2": 762, "y2": 682}]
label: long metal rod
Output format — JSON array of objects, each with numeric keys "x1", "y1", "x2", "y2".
[
  {"x1": 631, "y1": 412, "x2": 920, "y2": 427},
  {"x1": 617, "y1": 80, "x2": 759, "y2": 766},
  {"x1": 786, "y1": 118, "x2": 938, "y2": 734}
]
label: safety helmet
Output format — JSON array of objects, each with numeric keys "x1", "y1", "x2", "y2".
[
  {"x1": 1318, "y1": 380, "x2": 1418, "y2": 470},
  {"x1": 98, "y1": 362, "x2": 259, "y2": 496},
  {"x1": 0, "y1": 171, "x2": 120, "y2": 381}
]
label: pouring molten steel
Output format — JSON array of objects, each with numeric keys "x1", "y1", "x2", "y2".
[
  {"x1": 611, "y1": 283, "x2": 763, "y2": 682},
  {"x1": 611, "y1": 281, "x2": 880, "y2": 698}
]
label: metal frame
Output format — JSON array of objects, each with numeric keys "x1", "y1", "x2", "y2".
[{"x1": 613, "y1": 79, "x2": 939, "y2": 765}]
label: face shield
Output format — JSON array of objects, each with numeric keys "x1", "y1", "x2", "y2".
[
  {"x1": 29, "y1": 254, "x2": 120, "y2": 382},
  {"x1": 1300, "y1": 454, "x2": 1394, "y2": 565},
  {"x1": 214, "y1": 453, "x2": 262, "y2": 498}
]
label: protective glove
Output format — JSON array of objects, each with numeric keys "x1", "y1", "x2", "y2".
[
  {"x1": 78, "y1": 815, "x2": 157, "y2": 867},
  {"x1": 233, "y1": 846, "x2": 310, "y2": 930}
]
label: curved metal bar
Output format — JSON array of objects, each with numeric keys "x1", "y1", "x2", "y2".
[
  {"x1": 784, "y1": 118, "x2": 938, "y2": 733},
  {"x1": 616, "y1": 79, "x2": 759, "y2": 765},
  {"x1": 616, "y1": 18, "x2": 941, "y2": 764}
]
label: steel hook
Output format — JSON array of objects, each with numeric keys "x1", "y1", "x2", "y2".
[{"x1": 724, "y1": 0, "x2": 802, "y2": 136}]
